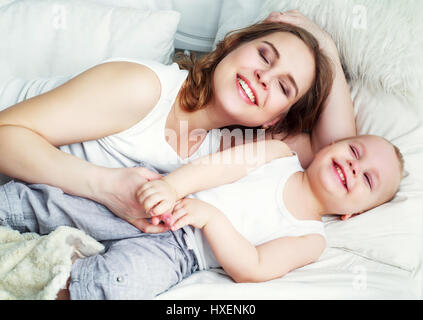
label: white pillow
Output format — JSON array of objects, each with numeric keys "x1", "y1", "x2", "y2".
[
  {"x1": 0, "y1": 0, "x2": 180, "y2": 84},
  {"x1": 88, "y1": 0, "x2": 173, "y2": 11},
  {"x1": 323, "y1": 82, "x2": 423, "y2": 272},
  {"x1": 214, "y1": 0, "x2": 423, "y2": 99}
]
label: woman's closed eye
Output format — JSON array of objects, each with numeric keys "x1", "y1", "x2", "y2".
[
  {"x1": 279, "y1": 81, "x2": 289, "y2": 96},
  {"x1": 259, "y1": 48, "x2": 270, "y2": 64},
  {"x1": 258, "y1": 48, "x2": 289, "y2": 97}
]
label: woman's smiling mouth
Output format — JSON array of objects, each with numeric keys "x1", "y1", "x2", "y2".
[{"x1": 236, "y1": 74, "x2": 258, "y2": 106}]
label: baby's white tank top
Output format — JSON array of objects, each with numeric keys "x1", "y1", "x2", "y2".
[
  {"x1": 183, "y1": 154, "x2": 326, "y2": 270},
  {"x1": 0, "y1": 57, "x2": 221, "y2": 173}
]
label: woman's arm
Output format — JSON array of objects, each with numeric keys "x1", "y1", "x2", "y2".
[
  {"x1": 266, "y1": 11, "x2": 356, "y2": 167},
  {"x1": 171, "y1": 198, "x2": 326, "y2": 282},
  {"x1": 0, "y1": 61, "x2": 169, "y2": 232},
  {"x1": 310, "y1": 43, "x2": 356, "y2": 152},
  {"x1": 138, "y1": 139, "x2": 292, "y2": 216}
]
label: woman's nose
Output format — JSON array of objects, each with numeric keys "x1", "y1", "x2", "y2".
[{"x1": 255, "y1": 70, "x2": 269, "y2": 90}]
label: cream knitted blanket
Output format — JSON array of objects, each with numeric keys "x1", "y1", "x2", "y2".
[{"x1": 0, "y1": 226, "x2": 103, "y2": 300}]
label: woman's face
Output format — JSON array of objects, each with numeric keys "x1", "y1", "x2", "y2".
[{"x1": 212, "y1": 31, "x2": 316, "y2": 127}]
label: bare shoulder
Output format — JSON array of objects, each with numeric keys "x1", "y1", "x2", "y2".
[{"x1": 88, "y1": 61, "x2": 161, "y2": 109}]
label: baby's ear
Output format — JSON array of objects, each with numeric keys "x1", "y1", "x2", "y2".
[
  {"x1": 340, "y1": 214, "x2": 352, "y2": 221},
  {"x1": 340, "y1": 212, "x2": 362, "y2": 220}
]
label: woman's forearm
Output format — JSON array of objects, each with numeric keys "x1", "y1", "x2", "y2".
[
  {"x1": 0, "y1": 125, "x2": 103, "y2": 199},
  {"x1": 311, "y1": 45, "x2": 356, "y2": 152}
]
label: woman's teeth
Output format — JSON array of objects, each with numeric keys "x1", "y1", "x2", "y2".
[
  {"x1": 237, "y1": 77, "x2": 256, "y2": 104},
  {"x1": 335, "y1": 163, "x2": 347, "y2": 187}
]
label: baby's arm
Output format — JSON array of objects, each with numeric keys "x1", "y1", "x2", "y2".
[
  {"x1": 170, "y1": 198, "x2": 326, "y2": 282},
  {"x1": 138, "y1": 139, "x2": 291, "y2": 217}
]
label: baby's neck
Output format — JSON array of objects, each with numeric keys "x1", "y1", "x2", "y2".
[{"x1": 283, "y1": 171, "x2": 324, "y2": 222}]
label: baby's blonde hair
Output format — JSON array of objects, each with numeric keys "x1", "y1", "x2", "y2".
[{"x1": 392, "y1": 143, "x2": 405, "y2": 177}]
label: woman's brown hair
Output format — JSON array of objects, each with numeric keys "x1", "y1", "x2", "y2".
[{"x1": 174, "y1": 21, "x2": 334, "y2": 137}]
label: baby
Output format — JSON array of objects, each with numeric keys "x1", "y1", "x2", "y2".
[{"x1": 138, "y1": 134, "x2": 403, "y2": 282}]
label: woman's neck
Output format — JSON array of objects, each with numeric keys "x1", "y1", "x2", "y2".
[
  {"x1": 167, "y1": 95, "x2": 231, "y2": 134},
  {"x1": 165, "y1": 96, "x2": 233, "y2": 159}
]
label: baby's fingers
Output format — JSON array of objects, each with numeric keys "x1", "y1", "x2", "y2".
[
  {"x1": 143, "y1": 194, "x2": 164, "y2": 214},
  {"x1": 151, "y1": 200, "x2": 173, "y2": 216},
  {"x1": 171, "y1": 206, "x2": 188, "y2": 222},
  {"x1": 137, "y1": 186, "x2": 156, "y2": 204},
  {"x1": 136, "y1": 181, "x2": 153, "y2": 197},
  {"x1": 171, "y1": 214, "x2": 191, "y2": 231}
]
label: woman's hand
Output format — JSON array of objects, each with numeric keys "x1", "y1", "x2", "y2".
[
  {"x1": 94, "y1": 166, "x2": 170, "y2": 233},
  {"x1": 265, "y1": 10, "x2": 337, "y2": 56}
]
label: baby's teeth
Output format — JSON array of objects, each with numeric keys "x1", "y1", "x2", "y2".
[{"x1": 336, "y1": 166, "x2": 345, "y2": 183}]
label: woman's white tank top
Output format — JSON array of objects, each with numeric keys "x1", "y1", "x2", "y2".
[{"x1": 60, "y1": 57, "x2": 222, "y2": 173}]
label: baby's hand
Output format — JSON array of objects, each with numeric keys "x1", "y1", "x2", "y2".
[
  {"x1": 150, "y1": 212, "x2": 173, "y2": 228},
  {"x1": 168, "y1": 199, "x2": 216, "y2": 231},
  {"x1": 137, "y1": 179, "x2": 178, "y2": 217}
]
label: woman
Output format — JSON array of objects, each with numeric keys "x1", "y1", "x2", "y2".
[{"x1": 0, "y1": 11, "x2": 355, "y2": 233}]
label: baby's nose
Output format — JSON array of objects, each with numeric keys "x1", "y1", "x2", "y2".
[{"x1": 347, "y1": 160, "x2": 360, "y2": 176}]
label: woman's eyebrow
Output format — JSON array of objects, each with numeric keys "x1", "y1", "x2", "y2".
[{"x1": 262, "y1": 40, "x2": 299, "y2": 98}]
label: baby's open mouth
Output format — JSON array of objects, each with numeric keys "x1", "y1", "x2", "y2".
[{"x1": 333, "y1": 160, "x2": 348, "y2": 190}]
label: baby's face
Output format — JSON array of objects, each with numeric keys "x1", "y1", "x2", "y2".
[{"x1": 306, "y1": 135, "x2": 402, "y2": 215}]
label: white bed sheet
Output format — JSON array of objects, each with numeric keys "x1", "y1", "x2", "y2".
[{"x1": 157, "y1": 248, "x2": 419, "y2": 300}]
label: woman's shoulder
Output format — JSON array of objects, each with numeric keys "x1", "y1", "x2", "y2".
[
  {"x1": 87, "y1": 60, "x2": 162, "y2": 120},
  {"x1": 97, "y1": 57, "x2": 187, "y2": 96}
]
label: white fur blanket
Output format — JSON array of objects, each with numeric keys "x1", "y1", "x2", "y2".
[{"x1": 0, "y1": 226, "x2": 103, "y2": 300}]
